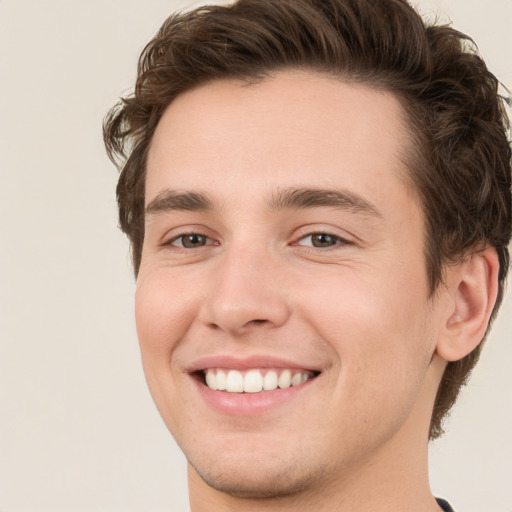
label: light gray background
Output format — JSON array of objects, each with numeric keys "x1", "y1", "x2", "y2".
[{"x1": 0, "y1": 1, "x2": 510, "y2": 511}]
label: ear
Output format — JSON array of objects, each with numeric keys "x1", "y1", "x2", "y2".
[{"x1": 435, "y1": 246, "x2": 500, "y2": 362}]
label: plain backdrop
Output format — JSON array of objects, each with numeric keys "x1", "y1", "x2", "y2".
[{"x1": 0, "y1": 1, "x2": 510, "y2": 511}]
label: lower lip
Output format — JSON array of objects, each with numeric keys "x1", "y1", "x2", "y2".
[{"x1": 192, "y1": 376, "x2": 316, "y2": 416}]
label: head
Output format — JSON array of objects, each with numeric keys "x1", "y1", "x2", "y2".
[{"x1": 104, "y1": 0, "x2": 510, "y2": 462}]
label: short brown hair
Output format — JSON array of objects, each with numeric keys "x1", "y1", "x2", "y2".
[{"x1": 103, "y1": 0, "x2": 511, "y2": 439}]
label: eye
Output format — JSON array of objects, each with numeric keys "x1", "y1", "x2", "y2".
[
  {"x1": 169, "y1": 233, "x2": 212, "y2": 249},
  {"x1": 297, "y1": 233, "x2": 346, "y2": 248}
]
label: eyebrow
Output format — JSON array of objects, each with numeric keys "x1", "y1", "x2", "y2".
[
  {"x1": 269, "y1": 187, "x2": 382, "y2": 218},
  {"x1": 145, "y1": 186, "x2": 382, "y2": 219},
  {"x1": 145, "y1": 190, "x2": 214, "y2": 215}
]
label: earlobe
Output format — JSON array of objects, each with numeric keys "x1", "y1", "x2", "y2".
[{"x1": 436, "y1": 246, "x2": 500, "y2": 362}]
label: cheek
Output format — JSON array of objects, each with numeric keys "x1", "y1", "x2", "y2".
[
  {"x1": 134, "y1": 271, "x2": 199, "y2": 431},
  {"x1": 297, "y1": 264, "x2": 433, "y2": 378},
  {"x1": 135, "y1": 270, "x2": 197, "y2": 362},
  {"x1": 292, "y1": 270, "x2": 435, "y2": 457}
]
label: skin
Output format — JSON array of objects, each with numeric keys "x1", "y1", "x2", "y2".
[{"x1": 135, "y1": 70, "x2": 497, "y2": 511}]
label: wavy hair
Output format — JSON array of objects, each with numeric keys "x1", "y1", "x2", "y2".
[{"x1": 104, "y1": 0, "x2": 511, "y2": 439}]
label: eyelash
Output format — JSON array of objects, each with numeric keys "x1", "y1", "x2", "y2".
[
  {"x1": 163, "y1": 231, "x2": 350, "y2": 251},
  {"x1": 164, "y1": 232, "x2": 216, "y2": 249},
  {"x1": 294, "y1": 232, "x2": 351, "y2": 250}
]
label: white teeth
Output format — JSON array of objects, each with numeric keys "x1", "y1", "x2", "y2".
[
  {"x1": 263, "y1": 370, "x2": 278, "y2": 391},
  {"x1": 278, "y1": 369, "x2": 291, "y2": 389},
  {"x1": 205, "y1": 369, "x2": 217, "y2": 390},
  {"x1": 244, "y1": 370, "x2": 263, "y2": 393},
  {"x1": 203, "y1": 368, "x2": 314, "y2": 393},
  {"x1": 216, "y1": 369, "x2": 227, "y2": 391},
  {"x1": 226, "y1": 370, "x2": 244, "y2": 392},
  {"x1": 291, "y1": 372, "x2": 303, "y2": 386}
]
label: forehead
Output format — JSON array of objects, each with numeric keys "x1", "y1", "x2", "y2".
[{"x1": 146, "y1": 70, "x2": 415, "y2": 210}]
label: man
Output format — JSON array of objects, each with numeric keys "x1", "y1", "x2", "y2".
[{"x1": 103, "y1": 0, "x2": 511, "y2": 510}]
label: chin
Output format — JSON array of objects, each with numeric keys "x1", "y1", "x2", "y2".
[{"x1": 188, "y1": 449, "x2": 327, "y2": 499}]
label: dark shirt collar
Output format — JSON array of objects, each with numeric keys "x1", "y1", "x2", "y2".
[{"x1": 436, "y1": 497, "x2": 455, "y2": 512}]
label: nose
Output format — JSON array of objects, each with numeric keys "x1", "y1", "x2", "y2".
[{"x1": 199, "y1": 244, "x2": 291, "y2": 335}]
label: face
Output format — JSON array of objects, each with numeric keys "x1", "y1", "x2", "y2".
[{"x1": 137, "y1": 71, "x2": 446, "y2": 499}]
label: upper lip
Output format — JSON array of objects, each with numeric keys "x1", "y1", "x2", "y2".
[{"x1": 188, "y1": 354, "x2": 323, "y2": 373}]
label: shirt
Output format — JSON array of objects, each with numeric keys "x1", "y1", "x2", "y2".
[{"x1": 436, "y1": 497, "x2": 455, "y2": 512}]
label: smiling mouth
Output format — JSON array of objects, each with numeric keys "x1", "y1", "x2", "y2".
[{"x1": 200, "y1": 368, "x2": 319, "y2": 393}]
